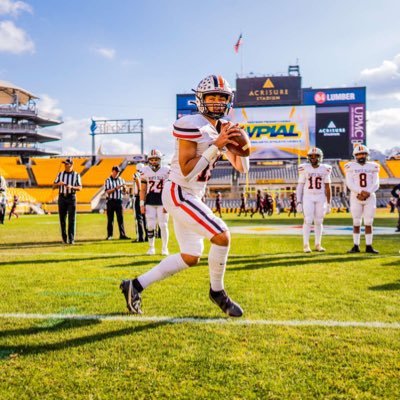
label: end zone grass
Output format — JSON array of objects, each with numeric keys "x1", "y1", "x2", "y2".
[{"x1": 0, "y1": 212, "x2": 399, "y2": 399}]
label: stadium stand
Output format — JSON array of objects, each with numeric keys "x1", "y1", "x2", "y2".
[
  {"x1": 24, "y1": 188, "x2": 57, "y2": 203},
  {"x1": 81, "y1": 158, "x2": 124, "y2": 186},
  {"x1": 0, "y1": 156, "x2": 29, "y2": 180},
  {"x1": 386, "y1": 160, "x2": 400, "y2": 178},
  {"x1": 119, "y1": 164, "x2": 137, "y2": 182},
  {"x1": 31, "y1": 157, "x2": 89, "y2": 186}
]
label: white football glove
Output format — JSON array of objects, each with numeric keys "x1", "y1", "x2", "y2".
[
  {"x1": 326, "y1": 204, "x2": 331, "y2": 214},
  {"x1": 297, "y1": 202, "x2": 303, "y2": 213}
]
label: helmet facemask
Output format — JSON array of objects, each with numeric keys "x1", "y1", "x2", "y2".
[
  {"x1": 193, "y1": 75, "x2": 234, "y2": 120},
  {"x1": 308, "y1": 154, "x2": 321, "y2": 167},
  {"x1": 355, "y1": 153, "x2": 368, "y2": 165},
  {"x1": 148, "y1": 157, "x2": 161, "y2": 171}
]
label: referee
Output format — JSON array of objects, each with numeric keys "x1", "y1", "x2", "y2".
[
  {"x1": 53, "y1": 158, "x2": 82, "y2": 244},
  {"x1": 105, "y1": 166, "x2": 130, "y2": 240}
]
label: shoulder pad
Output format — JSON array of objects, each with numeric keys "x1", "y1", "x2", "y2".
[{"x1": 173, "y1": 115, "x2": 202, "y2": 139}]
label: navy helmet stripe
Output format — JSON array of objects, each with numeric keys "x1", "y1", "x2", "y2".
[{"x1": 212, "y1": 75, "x2": 218, "y2": 88}]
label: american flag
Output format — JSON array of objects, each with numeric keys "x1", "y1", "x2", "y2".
[{"x1": 234, "y1": 33, "x2": 243, "y2": 53}]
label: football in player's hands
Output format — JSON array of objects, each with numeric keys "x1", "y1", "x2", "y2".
[{"x1": 225, "y1": 124, "x2": 251, "y2": 157}]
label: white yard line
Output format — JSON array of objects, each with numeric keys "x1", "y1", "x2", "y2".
[{"x1": 0, "y1": 313, "x2": 399, "y2": 329}]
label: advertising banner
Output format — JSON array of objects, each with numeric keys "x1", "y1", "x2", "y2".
[
  {"x1": 303, "y1": 87, "x2": 366, "y2": 106},
  {"x1": 230, "y1": 105, "x2": 315, "y2": 159},
  {"x1": 349, "y1": 104, "x2": 366, "y2": 150},
  {"x1": 235, "y1": 76, "x2": 302, "y2": 107},
  {"x1": 316, "y1": 111, "x2": 350, "y2": 159},
  {"x1": 176, "y1": 94, "x2": 197, "y2": 119}
]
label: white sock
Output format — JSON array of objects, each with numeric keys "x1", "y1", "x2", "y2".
[
  {"x1": 160, "y1": 223, "x2": 169, "y2": 250},
  {"x1": 314, "y1": 223, "x2": 323, "y2": 246},
  {"x1": 208, "y1": 244, "x2": 229, "y2": 291},
  {"x1": 365, "y1": 233, "x2": 373, "y2": 245},
  {"x1": 148, "y1": 236, "x2": 155, "y2": 249},
  {"x1": 138, "y1": 254, "x2": 188, "y2": 289},
  {"x1": 303, "y1": 223, "x2": 311, "y2": 246},
  {"x1": 353, "y1": 233, "x2": 361, "y2": 245}
]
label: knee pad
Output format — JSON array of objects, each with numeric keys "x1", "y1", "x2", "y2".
[
  {"x1": 147, "y1": 229, "x2": 155, "y2": 239},
  {"x1": 353, "y1": 219, "x2": 361, "y2": 227},
  {"x1": 314, "y1": 218, "x2": 323, "y2": 226}
]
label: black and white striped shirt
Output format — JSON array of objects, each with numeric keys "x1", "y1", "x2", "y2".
[
  {"x1": 54, "y1": 171, "x2": 82, "y2": 195},
  {"x1": 105, "y1": 176, "x2": 125, "y2": 200}
]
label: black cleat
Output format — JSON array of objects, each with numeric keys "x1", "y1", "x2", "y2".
[
  {"x1": 366, "y1": 245, "x2": 379, "y2": 254},
  {"x1": 209, "y1": 288, "x2": 243, "y2": 317},
  {"x1": 347, "y1": 245, "x2": 361, "y2": 253},
  {"x1": 120, "y1": 280, "x2": 142, "y2": 314}
]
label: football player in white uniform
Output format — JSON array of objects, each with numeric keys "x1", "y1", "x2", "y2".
[
  {"x1": 345, "y1": 144, "x2": 380, "y2": 254},
  {"x1": 297, "y1": 147, "x2": 332, "y2": 253},
  {"x1": 120, "y1": 75, "x2": 250, "y2": 317},
  {"x1": 140, "y1": 149, "x2": 170, "y2": 255}
]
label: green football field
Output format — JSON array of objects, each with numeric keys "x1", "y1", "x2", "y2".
[{"x1": 0, "y1": 211, "x2": 399, "y2": 399}]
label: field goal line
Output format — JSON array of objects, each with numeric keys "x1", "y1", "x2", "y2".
[{"x1": 0, "y1": 313, "x2": 399, "y2": 329}]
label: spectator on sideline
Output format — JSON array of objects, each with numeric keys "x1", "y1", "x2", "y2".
[
  {"x1": 237, "y1": 192, "x2": 248, "y2": 217},
  {"x1": 8, "y1": 194, "x2": 19, "y2": 220},
  {"x1": 53, "y1": 158, "x2": 82, "y2": 244},
  {"x1": 215, "y1": 192, "x2": 222, "y2": 218},
  {"x1": 288, "y1": 192, "x2": 297, "y2": 217},
  {"x1": 391, "y1": 183, "x2": 400, "y2": 232},
  {"x1": 105, "y1": 166, "x2": 130, "y2": 240},
  {"x1": 250, "y1": 189, "x2": 265, "y2": 218}
]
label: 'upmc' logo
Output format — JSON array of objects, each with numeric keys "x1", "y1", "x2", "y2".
[{"x1": 314, "y1": 92, "x2": 326, "y2": 104}]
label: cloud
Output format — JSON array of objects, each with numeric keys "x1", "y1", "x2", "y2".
[
  {"x1": 366, "y1": 108, "x2": 400, "y2": 151},
  {"x1": 0, "y1": 20, "x2": 34, "y2": 53},
  {"x1": 359, "y1": 54, "x2": 400, "y2": 99},
  {"x1": 94, "y1": 47, "x2": 116, "y2": 60},
  {"x1": 37, "y1": 94, "x2": 63, "y2": 119},
  {"x1": 0, "y1": 0, "x2": 32, "y2": 16}
]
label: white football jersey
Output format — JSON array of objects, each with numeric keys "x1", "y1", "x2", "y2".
[
  {"x1": 344, "y1": 161, "x2": 380, "y2": 194},
  {"x1": 169, "y1": 114, "x2": 223, "y2": 197},
  {"x1": 141, "y1": 165, "x2": 170, "y2": 205},
  {"x1": 298, "y1": 163, "x2": 332, "y2": 197}
]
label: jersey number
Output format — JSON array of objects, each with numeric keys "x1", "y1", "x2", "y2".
[
  {"x1": 148, "y1": 180, "x2": 163, "y2": 193},
  {"x1": 197, "y1": 159, "x2": 218, "y2": 182},
  {"x1": 308, "y1": 176, "x2": 322, "y2": 190},
  {"x1": 359, "y1": 173, "x2": 367, "y2": 188}
]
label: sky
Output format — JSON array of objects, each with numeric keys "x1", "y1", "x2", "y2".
[{"x1": 1, "y1": 0, "x2": 400, "y2": 160}]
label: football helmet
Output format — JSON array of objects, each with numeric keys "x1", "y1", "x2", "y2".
[
  {"x1": 353, "y1": 144, "x2": 369, "y2": 165},
  {"x1": 148, "y1": 149, "x2": 162, "y2": 171},
  {"x1": 307, "y1": 147, "x2": 323, "y2": 166},
  {"x1": 193, "y1": 75, "x2": 234, "y2": 119}
]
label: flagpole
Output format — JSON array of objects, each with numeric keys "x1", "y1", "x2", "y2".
[{"x1": 240, "y1": 43, "x2": 243, "y2": 77}]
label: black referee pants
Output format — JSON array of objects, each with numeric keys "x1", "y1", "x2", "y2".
[
  {"x1": 107, "y1": 199, "x2": 126, "y2": 238},
  {"x1": 134, "y1": 195, "x2": 147, "y2": 241},
  {"x1": 58, "y1": 195, "x2": 77, "y2": 243}
]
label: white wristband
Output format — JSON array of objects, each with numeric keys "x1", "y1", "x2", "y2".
[
  {"x1": 202, "y1": 144, "x2": 219, "y2": 162},
  {"x1": 140, "y1": 200, "x2": 145, "y2": 206}
]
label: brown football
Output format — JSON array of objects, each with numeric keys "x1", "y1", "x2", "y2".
[{"x1": 226, "y1": 127, "x2": 251, "y2": 157}]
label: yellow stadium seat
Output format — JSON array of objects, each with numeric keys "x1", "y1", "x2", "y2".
[{"x1": 386, "y1": 160, "x2": 400, "y2": 178}]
